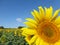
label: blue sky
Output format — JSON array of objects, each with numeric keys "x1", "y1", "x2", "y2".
[{"x1": 0, "y1": 0, "x2": 60, "y2": 28}]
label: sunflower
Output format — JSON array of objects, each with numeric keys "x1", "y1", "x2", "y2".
[{"x1": 22, "y1": 6, "x2": 60, "y2": 45}]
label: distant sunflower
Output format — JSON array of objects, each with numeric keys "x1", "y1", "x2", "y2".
[{"x1": 22, "y1": 6, "x2": 60, "y2": 45}]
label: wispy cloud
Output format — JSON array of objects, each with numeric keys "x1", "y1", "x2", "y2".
[{"x1": 16, "y1": 18, "x2": 22, "y2": 22}]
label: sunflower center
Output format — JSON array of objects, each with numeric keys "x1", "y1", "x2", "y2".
[
  {"x1": 43, "y1": 27, "x2": 53, "y2": 37},
  {"x1": 37, "y1": 21, "x2": 60, "y2": 43}
]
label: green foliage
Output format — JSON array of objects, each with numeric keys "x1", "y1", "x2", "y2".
[
  {"x1": 18, "y1": 26, "x2": 23, "y2": 29},
  {"x1": 0, "y1": 26, "x2": 4, "y2": 29},
  {"x1": 0, "y1": 29, "x2": 28, "y2": 45}
]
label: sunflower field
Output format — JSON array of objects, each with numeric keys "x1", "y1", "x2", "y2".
[{"x1": 0, "y1": 28, "x2": 28, "y2": 45}]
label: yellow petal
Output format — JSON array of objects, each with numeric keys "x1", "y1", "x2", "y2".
[
  {"x1": 25, "y1": 36, "x2": 31, "y2": 44},
  {"x1": 54, "y1": 16, "x2": 60, "y2": 25},
  {"x1": 22, "y1": 31, "x2": 28, "y2": 36},
  {"x1": 29, "y1": 35, "x2": 37, "y2": 44},
  {"x1": 22, "y1": 28, "x2": 36, "y2": 35},
  {"x1": 57, "y1": 25, "x2": 60, "y2": 28},
  {"x1": 39, "y1": 39, "x2": 49, "y2": 45},
  {"x1": 38, "y1": 6, "x2": 45, "y2": 18},
  {"x1": 36, "y1": 38, "x2": 40, "y2": 45},
  {"x1": 54, "y1": 40, "x2": 60, "y2": 45},
  {"x1": 26, "y1": 18, "x2": 37, "y2": 25},
  {"x1": 51, "y1": 9, "x2": 60, "y2": 21},
  {"x1": 24, "y1": 22, "x2": 37, "y2": 28},
  {"x1": 45, "y1": 6, "x2": 53, "y2": 19},
  {"x1": 31, "y1": 10, "x2": 40, "y2": 22}
]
